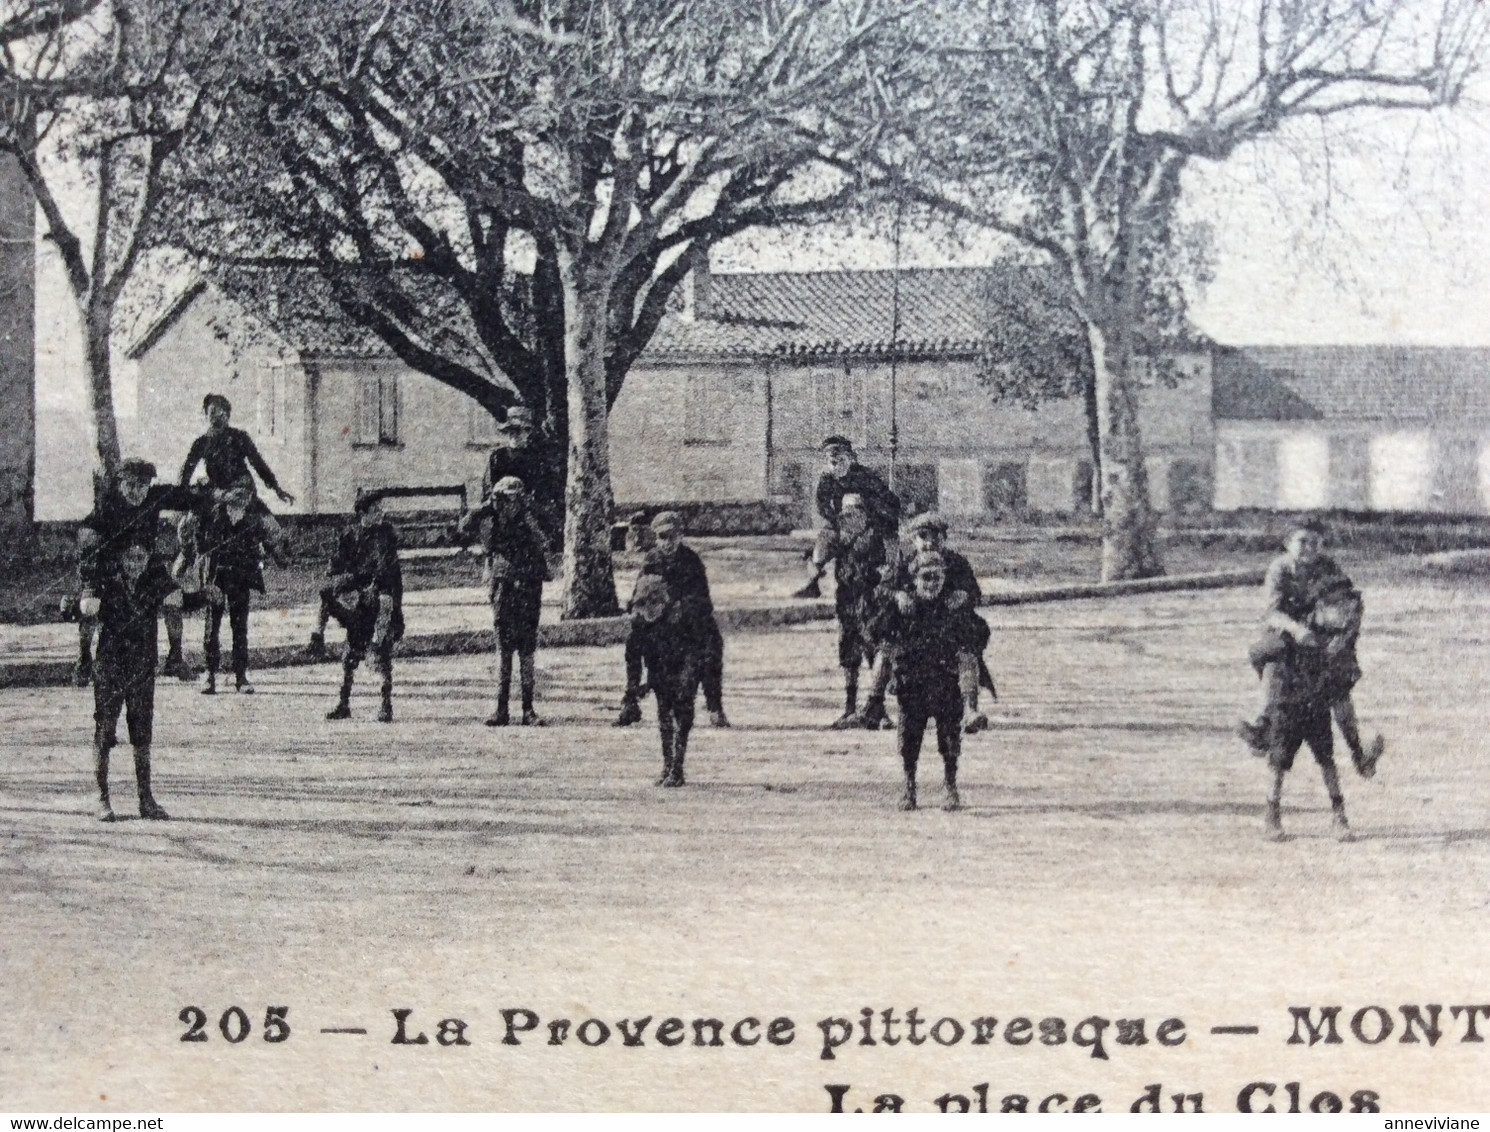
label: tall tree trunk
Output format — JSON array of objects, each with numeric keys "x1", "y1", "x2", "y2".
[
  {"x1": 1082, "y1": 370, "x2": 1102, "y2": 518},
  {"x1": 1085, "y1": 314, "x2": 1162, "y2": 581},
  {"x1": 84, "y1": 304, "x2": 122, "y2": 480},
  {"x1": 556, "y1": 256, "x2": 621, "y2": 619}
]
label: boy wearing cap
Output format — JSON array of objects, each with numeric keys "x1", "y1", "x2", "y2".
[
  {"x1": 456, "y1": 476, "x2": 552, "y2": 726},
  {"x1": 879, "y1": 552, "x2": 973, "y2": 812},
  {"x1": 626, "y1": 574, "x2": 709, "y2": 787},
  {"x1": 795, "y1": 437, "x2": 901, "y2": 599},
  {"x1": 180, "y1": 394, "x2": 294, "y2": 505},
  {"x1": 864, "y1": 513, "x2": 996, "y2": 734},
  {"x1": 195, "y1": 477, "x2": 288, "y2": 695},
  {"x1": 78, "y1": 458, "x2": 202, "y2": 683},
  {"x1": 81, "y1": 543, "x2": 181, "y2": 821},
  {"x1": 820, "y1": 494, "x2": 889, "y2": 729},
  {"x1": 325, "y1": 492, "x2": 404, "y2": 722},
  {"x1": 1242, "y1": 520, "x2": 1383, "y2": 840},
  {"x1": 482, "y1": 406, "x2": 560, "y2": 543},
  {"x1": 616, "y1": 512, "x2": 729, "y2": 728}
]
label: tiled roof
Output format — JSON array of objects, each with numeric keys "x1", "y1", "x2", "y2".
[
  {"x1": 645, "y1": 266, "x2": 1026, "y2": 359},
  {"x1": 1215, "y1": 345, "x2": 1490, "y2": 425}
]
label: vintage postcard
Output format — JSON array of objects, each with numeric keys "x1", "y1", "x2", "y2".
[{"x1": 2, "y1": 0, "x2": 1489, "y2": 1114}]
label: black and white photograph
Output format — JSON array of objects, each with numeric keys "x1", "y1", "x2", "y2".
[{"x1": 2, "y1": 0, "x2": 1490, "y2": 1113}]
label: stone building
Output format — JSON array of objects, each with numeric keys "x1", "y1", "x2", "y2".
[
  {"x1": 124, "y1": 262, "x2": 1216, "y2": 523},
  {"x1": 1212, "y1": 346, "x2": 1490, "y2": 514}
]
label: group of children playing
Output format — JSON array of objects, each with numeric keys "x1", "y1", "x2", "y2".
[{"x1": 74, "y1": 406, "x2": 1386, "y2": 837}]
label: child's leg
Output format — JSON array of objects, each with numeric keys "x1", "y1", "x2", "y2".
[
  {"x1": 488, "y1": 646, "x2": 514, "y2": 725},
  {"x1": 1239, "y1": 661, "x2": 1285, "y2": 751},
  {"x1": 1306, "y1": 713, "x2": 1350, "y2": 839},
  {"x1": 93, "y1": 739, "x2": 112, "y2": 819},
  {"x1": 227, "y1": 587, "x2": 252, "y2": 687},
  {"x1": 375, "y1": 651, "x2": 393, "y2": 723},
  {"x1": 1265, "y1": 765, "x2": 1286, "y2": 840},
  {"x1": 852, "y1": 645, "x2": 893, "y2": 728},
  {"x1": 306, "y1": 594, "x2": 333, "y2": 655},
  {"x1": 615, "y1": 625, "x2": 644, "y2": 725},
  {"x1": 896, "y1": 694, "x2": 930, "y2": 810},
  {"x1": 841, "y1": 664, "x2": 858, "y2": 716},
  {"x1": 162, "y1": 594, "x2": 184, "y2": 663},
  {"x1": 125, "y1": 671, "x2": 166, "y2": 819},
  {"x1": 655, "y1": 691, "x2": 678, "y2": 784},
  {"x1": 75, "y1": 612, "x2": 97, "y2": 685},
  {"x1": 958, "y1": 651, "x2": 988, "y2": 733},
  {"x1": 203, "y1": 598, "x2": 224, "y2": 686},
  {"x1": 93, "y1": 690, "x2": 121, "y2": 819},
  {"x1": 792, "y1": 530, "x2": 832, "y2": 596},
  {"x1": 935, "y1": 694, "x2": 959, "y2": 810},
  {"x1": 702, "y1": 621, "x2": 728, "y2": 726},
  {"x1": 519, "y1": 650, "x2": 541, "y2": 725},
  {"x1": 1256, "y1": 662, "x2": 1282, "y2": 721},
  {"x1": 328, "y1": 657, "x2": 359, "y2": 719},
  {"x1": 1332, "y1": 694, "x2": 1384, "y2": 777},
  {"x1": 668, "y1": 680, "x2": 697, "y2": 785}
]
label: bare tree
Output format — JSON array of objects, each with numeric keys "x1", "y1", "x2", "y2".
[
  {"x1": 0, "y1": 0, "x2": 233, "y2": 479},
  {"x1": 892, "y1": 0, "x2": 1487, "y2": 579},
  {"x1": 164, "y1": 0, "x2": 890, "y2": 618}
]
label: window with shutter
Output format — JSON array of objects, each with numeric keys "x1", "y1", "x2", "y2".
[
  {"x1": 355, "y1": 375, "x2": 381, "y2": 445},
  {"x1": 378, "y1": 373, "x2": 399, "y2": 444}
]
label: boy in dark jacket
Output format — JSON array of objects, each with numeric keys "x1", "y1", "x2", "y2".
[
  {"x1": 615, "y1": 511, "x2": 729, "y2": 728},
  {"x1": 879, "y1": 552, "x2": 975, "y2": 812},
  {"x1": 80, "y1": 543, "x2": 180, "y2": 821},
  {"x1": 195, "y1": 479, "x2": 287, "y2": 695},
  {"x1": 818, "y1": 494, "x2": 889, "y2": 729},
  {"x1": 794, "y1": 436, "x2": 901, "y2": 599},
  {"x1": 1241, "y1": 521, "x2": 1382, "y2": 841},
  {"x1": 179, "y1": 393, "x2": 294, "y2": 505},
  {"x1": 627, "y1": 574, "x2": 709, "y2": 787},
  {"x1": 325, "y1": 491, "x2": 404, "y2": 722},
  {"x1": 865, "y1": 513, "x2": 995, "y2": 734},
  {"x1": 78, "y1": 458, "x2": 202, "y2": 683},
  {"x1": 456, "y1": 476, "x2": 552, "y2": 726}
]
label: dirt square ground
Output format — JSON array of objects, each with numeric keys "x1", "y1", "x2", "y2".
[{"x1": 3, "y1": 578, "x2": 1489, "y2": 1111}]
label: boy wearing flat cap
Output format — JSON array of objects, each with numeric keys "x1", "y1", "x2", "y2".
[
  {"x1": 1242, "y1": 518, "x2": 1384, "y2": 841},
  {"x1": 482, "y1": 406, "x2": 560, "y2": 545},
  {"x1": 627, "y1": 574, "x2": 709, "y2": 787},
  {"x1": 795, "y1": 436, "x2": 901, "y2": 599},
  {"x1": 859, "y1": 513, "x2": 996, "y2": 734},
  {"x1": 82, "y1": 541, "x2": 183, "y2": 821},
  {"x1": 616, "y1": 511, "x2": 729, "y2": 728},
  {"x1": 820, "y1": 494, "x2": 890, "y2": 729},
  {"x1": 180, "y1": 393, "x2": 294, "y2": 505},
  {"x1": 878, "y1": 551, "x2": 975, "y2": 812},
  {"x1": 193, "y1": 477, "x2": 288, "y2": 695},
  {"x1": 77, "y1": 458, "x2": 203, "y2": 685},
  {"x1": 456, "y1": 475, "x2": 552, "y2": 726},
  {"x1": 324, "y1": 491, "x2": 404, "y2": 722}
]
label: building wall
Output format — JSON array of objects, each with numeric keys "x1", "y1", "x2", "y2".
[
  {"x1": 134, "y1": 287, "x2": 310, "y2": 508},
  {"x1": 609, "y1": 360, "x2": 769, "y2": 503},
  {"x1": 0, "y1": 154, "x2": 34, "y2": 527},
  {"x1": 306, "y1": 358, "x2": 496, "y2": 514},
  {"x1": 766, "y1": 354, "x2": 1214, "y2": 521},
  {"x1": 1214, "y1": 420, "x2": 1490, "y2": 513}
]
